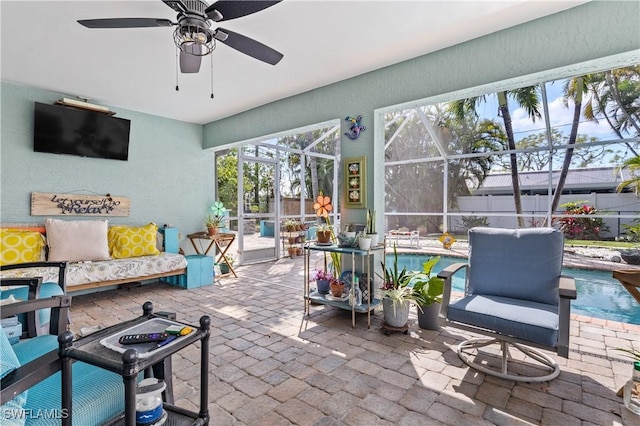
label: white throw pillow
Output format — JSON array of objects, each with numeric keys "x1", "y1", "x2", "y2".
[{"x1": 45, "y1": 218, "x2": 110, "y2": 262}]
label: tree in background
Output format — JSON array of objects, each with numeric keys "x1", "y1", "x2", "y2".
[
  {"x1": 617, "y1": 155, "x2": 640, "y2": 195},
  {"x1": 493, "y1": 129, "x2": 611, "y2": 171},
  {"x1": 450, "y1": 87, "x2": 542, "y2": 227},
  {"x1": 583, "y1": 67, "x2": 640, "y2": 143},
  {"x1": 384, "y1": 106, "x2": 505, "y2": 232}
]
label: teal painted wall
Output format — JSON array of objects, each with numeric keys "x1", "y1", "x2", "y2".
[
  {"x1": 0, "y1": 82, "x2": 213, "y2": 250},
  {"x1": 203, "y1": 1, "x2": 640, "y2": 226}
]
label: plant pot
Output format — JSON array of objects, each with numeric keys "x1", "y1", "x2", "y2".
[
  {"x1": 382, "y1": 298, "x2": 410, "y2": 328},
  {"x1": 330, "y1": 281, "x2": 344, "y2": 297},
  {"x1": 317, "y1": 230, "x2": 332, "y2": 244},
  {"x1": 416, "y1": 302, "x2": 441, "y2": 330},
  {"x1": 287, "y1": 247, "x2": 297, "y2": 257},
  {"x1": 358, "y1": 237, "x2": 372, "y2": 251},
  {"x1": 207, "y1": 226, "x2": 218, "y2": 236},
  {"x1": 316, "y1": 279, "x2": 330, "y2": 295},
  {"x1": 220, "y1": 263, "x2": 230, "y2": 274},
  {"x1": 296, "y1": 247, "x2": 303, "y2": 256},
  {"x1": 367, "y1": 233, "x2": 379, "y2": 247}
]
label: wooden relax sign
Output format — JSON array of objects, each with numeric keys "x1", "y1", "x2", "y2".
[{"x1": 31, "y1": 192, "x2": 130, "y2": 216}]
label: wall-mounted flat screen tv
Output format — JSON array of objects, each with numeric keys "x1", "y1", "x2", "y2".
[{"x1": 33, "y1": 102, "x2": 131, "y2": 161}]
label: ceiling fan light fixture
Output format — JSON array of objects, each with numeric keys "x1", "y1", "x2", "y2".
[{"x1": 173, "y1": 23, "x2": 214, "y2": 56}]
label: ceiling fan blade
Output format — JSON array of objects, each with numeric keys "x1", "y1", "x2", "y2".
[
  {"x1": 215, "y1": 28, "x2": 283, "y2": 65},
  {"x1": 162, "y1": 0, "x2": 188, "y2": 13},
  {"x1": 78, "y1": 18, "x2": 175, "y2": 29},
  {"x1": 180, "y1": 44, "x2": 203, "y2": 73},
  {"x1": 205, "y1": 1, "x2": 282, "y2": 22}
]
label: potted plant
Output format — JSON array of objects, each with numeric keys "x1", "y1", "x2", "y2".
[
  {"x1": 205, "y1": 201, "x2": 226, "y2": 235},
  {"x1": 204, "y1": 214, "x2": 223, "y2": 235},
  {"x1": 357, "y1": 231, "x2": 372, "y2": 251},
  {"x1": 316, "y1": 223, "x2": 333, "y2": 244},
  {"x1": 313, "y1": 269, "x2": 333, "y2": 294},
  {"x1": 219, "y1": 253, "x2": 235, "y2": 274},
  {"x1": 329, "y1": 276, "x2": 344, "y2": 297},
  {"x1": 283, "y1": 219, "x2": 298, "y2": 232},
  {"x1": 408, "y1": 256, "x2": 444, "y2": 330},
  {"x1": 366, "y1": 209, "x2": 379, "y2": 247},
  {"x1": 378, "y1": 244, "x2": 416, "y2": 328}
]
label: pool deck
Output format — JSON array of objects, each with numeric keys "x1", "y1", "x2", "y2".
[{"x1": 69, "y1": 251, "x2": 640, "y2": 426}]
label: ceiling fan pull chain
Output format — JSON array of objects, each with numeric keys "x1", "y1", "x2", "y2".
[
  {"x1": 175, "y1": 47, "x2": 180, "y2": 91},
  {"x1": 210, "y1": 53, "x2": 214, "y2": 99}
]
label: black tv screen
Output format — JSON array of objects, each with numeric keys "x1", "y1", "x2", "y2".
[{"x1": 33, "y1": 102, "x2": 130, "y2": 161}]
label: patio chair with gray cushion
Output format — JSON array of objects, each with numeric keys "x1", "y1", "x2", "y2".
[{"x1": 438, "y1": 227, "x2": 576, "y2": 382}]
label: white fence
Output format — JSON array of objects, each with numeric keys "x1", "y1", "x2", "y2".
[{"x1": 451, "y1": 192, "x2": 639, "y2": 238}]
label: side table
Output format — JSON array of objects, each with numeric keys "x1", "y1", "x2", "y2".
[
  {"x1": 187, "y1": 232, "x2": 237, "y2": 278},
  {"x1": 58, "y1": 302, "x2": 211, "y2": 426}
]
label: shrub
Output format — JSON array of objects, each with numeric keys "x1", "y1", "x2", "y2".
[
  {"x1": 461, "y1": 215, "x2": 489, "y2": 232},
  {"x1": 555, "y1": 201, "x2": 609, "y2": 240}
]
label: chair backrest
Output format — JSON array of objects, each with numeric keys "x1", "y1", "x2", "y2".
[{"x1": 468, "y1": 227, "x2": 563, "y2": 306}]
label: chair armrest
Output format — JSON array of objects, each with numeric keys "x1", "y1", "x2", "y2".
[
  {"x1": 437, "y1": 263, "x2": 468, "y2": 280},
  {"x1": 1, "y1": 277, "x2": 44, "y2": 337},
  {"x1": 1, "y1": 261, "x2": 68, "y2": 293},
  {"x1": 437, "y1": 263, "x2": 468, "y2": 318},
  {"x1": 1, "y1": 295, "x2": 72, "y2": 336},
  {"x1": 1, "y1": 350, "x2": 60, "y2": 405},
  {"x1": 557, "y1": 275, "x2": 575, "y2": 358},
  {"x1": 559, "y1": 275, "x2": 577, "y2": 299}
]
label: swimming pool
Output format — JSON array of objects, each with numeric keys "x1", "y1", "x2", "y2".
[{"x1": 388, "y1": 254, "x2": 640, "y2": 325}]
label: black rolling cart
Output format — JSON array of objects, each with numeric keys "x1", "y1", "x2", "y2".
[{"x1": 58, "y1": 302, "x2": 211, "y2": 426}]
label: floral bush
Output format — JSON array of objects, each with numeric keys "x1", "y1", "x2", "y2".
[{"x1": 555, "y1": 201, "x2": 609, "y2": 240}]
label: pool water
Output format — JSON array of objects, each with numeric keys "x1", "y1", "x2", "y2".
[{"x1": 388, "y1": 254, "x2": 640, "y2": 325}]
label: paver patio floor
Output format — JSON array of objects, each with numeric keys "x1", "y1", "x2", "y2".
[{"x1": 68, "y1": 253, "x2": 639, "y2": 425}]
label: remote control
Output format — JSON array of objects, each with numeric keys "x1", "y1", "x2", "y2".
[{"x1": 118, "y1": 333, "x2": 169, "y2": 345}]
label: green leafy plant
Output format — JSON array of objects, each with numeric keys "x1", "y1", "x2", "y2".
[
  {"x1": 377, "y1": 245, "x2": 417, "y2": 313},
  {"x1": 461, "y1": 215, "x2": 489, "y2": 231},
  {"x1": 366, "y1": 209, "x2": 376, "y2": 234},
  {"x1": 408, "y1": 256, "x2": 444, "y2": 307},
  {"x1": 621, "y1": 222, "x2": 640, "y2": 243},
  {"x1": 204, "y1": 214, "x2": 224, "y2": 229},
  {"x1": 615, "y1": 346, "x2": 640, "y2": 362}
]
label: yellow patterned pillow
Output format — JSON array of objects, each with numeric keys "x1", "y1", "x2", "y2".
[
  {"x1": 108, "y1": 223, "x2": 160, "y2": 259},
  {"x1": 0, "y1": 229, "x2": 46, "y2": 266}
]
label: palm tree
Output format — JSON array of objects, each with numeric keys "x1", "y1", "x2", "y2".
[
  {"x1": 450, "y1": 87, "x2": 542, "y2": 227},
  {"x1": 549, "y1": 68, "x2": 640, "y2": 217},
  {"x1": 617, "y1": 155, "x2": 640, "y2": 195},
  {"x1": 549, "y1": 76, "x2": 585, "y2": 215},
  {"x1": 581, "y1": 67, "x2": 639, "y2": 155}
]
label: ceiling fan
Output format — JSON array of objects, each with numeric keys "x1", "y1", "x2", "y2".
[{"x1": 78, "y1": 0, "x2": 284, "y2": 74}]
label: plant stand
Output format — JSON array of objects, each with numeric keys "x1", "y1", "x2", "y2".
[{"x1": 380, "y1": 320, "x2": 409, "y2": 335}]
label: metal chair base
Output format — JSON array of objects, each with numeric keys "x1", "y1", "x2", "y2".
[{"x1": 457, "y1": 337, "x2": 560, "y2": 382}]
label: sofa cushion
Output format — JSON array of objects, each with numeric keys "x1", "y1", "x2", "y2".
[
  {"x1": 108, "y1": 223, "x2": 160, "y2": 259},
  {"x1": 45, "y1": 218, "x2": 110, "y2": 262},
  {"x1": 0, "y1": 324, "x2": 27, "y2": 426},
  {"x1": 0, "y1": 229, "x2": 46, "y2": 266},
  {"x1": 12, "y1": 334, "x2": 125, "y2": 426}
]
